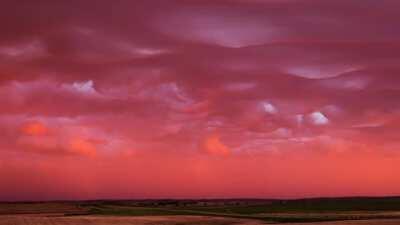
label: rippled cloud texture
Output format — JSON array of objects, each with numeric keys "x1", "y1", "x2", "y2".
[{"x1": 1, "y1": 0, "x2": 400, "y2": 201}]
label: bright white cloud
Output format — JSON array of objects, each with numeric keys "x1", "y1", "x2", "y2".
[
  {"x1": 309, "y1": 111, "x2": 329, "y2": 125},
  {"x1": 72, "y1": 80, "x2": 96, "y2": 94},
  {"x1": 262, "y1": 102, "x2": 278, "y2": 114}
]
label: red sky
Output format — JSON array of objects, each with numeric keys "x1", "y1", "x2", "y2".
[{"x1": 1, "y1": 0, "x2": 400, "y2": 201}]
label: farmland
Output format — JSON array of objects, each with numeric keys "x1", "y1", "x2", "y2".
[
  {"x1": 1, "y1": 215, "x2": 400, "y2": 225},
  {"x1": 1, "y1": 197, "x2": 400, "y2": 224}
]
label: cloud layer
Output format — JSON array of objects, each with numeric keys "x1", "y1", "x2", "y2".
[{"x1": 1, "y1": 0, "x2": 400, "y2": 200}]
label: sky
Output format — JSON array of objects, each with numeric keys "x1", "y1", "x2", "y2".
[{"x1": 1, "y1": 0, "x2": 400, "y2": 201}]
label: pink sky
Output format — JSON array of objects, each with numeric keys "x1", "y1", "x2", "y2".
[{"x1": 1, "y1": 0, "x2": 400, "y2": 201}]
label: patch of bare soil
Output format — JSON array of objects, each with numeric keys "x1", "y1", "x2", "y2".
[
  {"x1": 0, "y1": 215, "x2": 265, "y2": 225},
  {"x1": 2, "y1": 215, "x2": 400, "y2": 225},
  {"x1": 288, "y1": 219, "x2": 400, "y2": 225}
]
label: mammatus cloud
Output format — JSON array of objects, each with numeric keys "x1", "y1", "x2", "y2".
[{"x1": 0, "y1": 0, "x2": 400, "y2": 200}]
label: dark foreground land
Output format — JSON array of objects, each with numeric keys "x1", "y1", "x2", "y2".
[{"x1": 1, "y1": 197, "x2": 400, "y2": 224}]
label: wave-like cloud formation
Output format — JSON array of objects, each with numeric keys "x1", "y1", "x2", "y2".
[{"x1": 1, "y1": 0, "x2": 400, "y2": 200}]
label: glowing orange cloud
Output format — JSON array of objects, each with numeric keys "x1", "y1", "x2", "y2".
[
  {"x1": 203, "y1": 134, "x2": 231, "y2": 156},
  {"x1": 69, "y1": 138, "x2": 97, "y2": 157},
  {"x1": 21, "y1": 121, "x2": 48, "y2": 136}
]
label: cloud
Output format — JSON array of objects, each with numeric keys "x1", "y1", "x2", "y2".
[
  {"x1": 261, "y1": 102, "x2": 278, "y2": 115},
  {"x1": 21, "y1": 121, "x2": 48, "y2": 136},
  {"x1": 153, "y1": 8, "x2": 279, "y2": 48},
  {"x1": 9, "y1": 116, "x2": 106, "y2": 157},
  {"x1": 225, "y1": 82, "x2": 256, "y2": 91},
  {"x1": 203, "y1": 134, "x2": 231, "y2": 156},
  {"x1": 68, "y1": 138, "x2": 97, "y2": 157},
  {"x1": 309, "y1": 112, "x2": 329, "y2": 126},
  {"x1": 0, "y1": 40, "x2": 46, "y2": 59},
  {"x1": 71, "y1": 80, "x2": 96, "y2": 94},
  {"x1": 1, "y1": 0, "x2": 400, "y2": 199}
]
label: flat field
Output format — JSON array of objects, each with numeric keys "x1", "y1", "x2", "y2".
[
  {"x1": 1, "y1": 197, "x2": 400, "y2": 224},
  {"x1": 0, "y1": 215, "x2": 263, "y2": 225},
  {"x1": 1, "y1": 215, "x2": 400, "y2": 225},
  {"x1": 0, "y1": 202, "x2": 86, "y2": 215}
]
